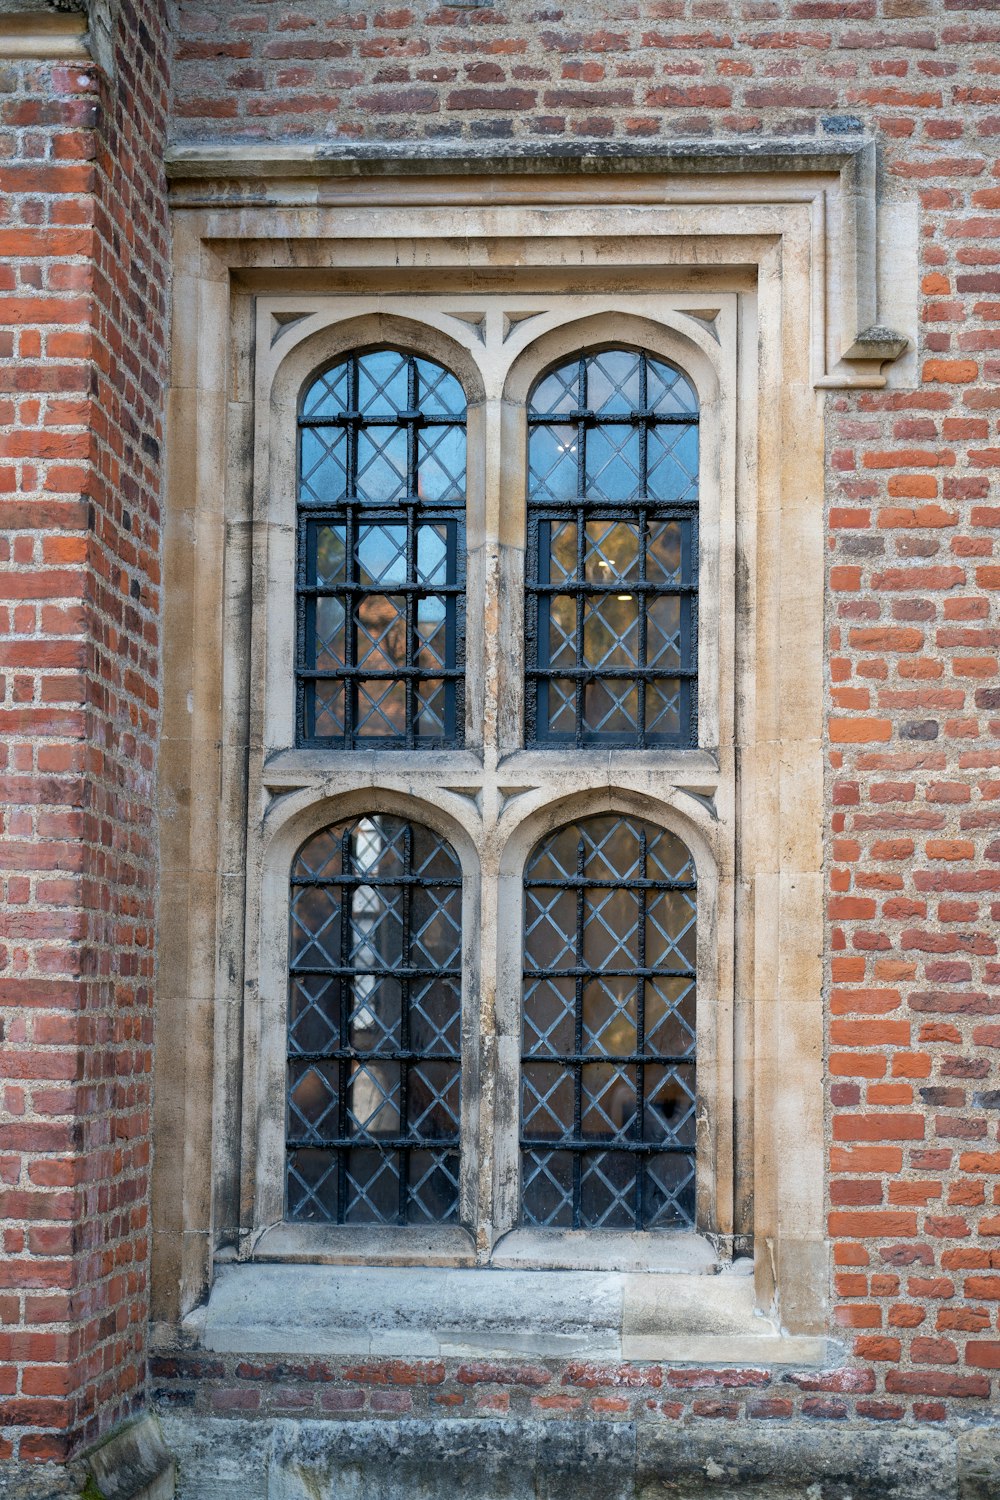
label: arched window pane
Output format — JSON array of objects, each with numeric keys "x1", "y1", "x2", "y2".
[
  {"x1": 526, "y1": 349, "x2": 699, "y2": 747},
  {"x1": 286, "y1": 815, "x2": 462, "y2": 1225},
  {"x1": 297, "y1": 350, "x2": 467, "y2": 747},
  {"x1": 521, "y1": 814, "x2": 696, "y2": 1230}
]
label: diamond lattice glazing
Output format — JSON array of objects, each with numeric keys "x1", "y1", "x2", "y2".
[
  {"x1": 297, "y1": 350, "x2": 467, "y2": 747},
  {"x1": 521, "y1": 815, "x2": 697, "y2": 1230},
  {"x1": 526, "y1": 349, "x2": 699, "y2": 747},
  {"x1": 286, "y1": 815, "x2": 462, "y2": 1226}
]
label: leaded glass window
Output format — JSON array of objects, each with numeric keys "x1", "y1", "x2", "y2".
[
  {"x1": 521, "y1": 814, "x2": 697, "y2": 1230},
  {"x1": 286, "y1": 815, "x2": 462, "y2": 1225},
  {"x1": 525, "y1": 349, "x2": 699, "y2": 747},
  {"x1": 296, "y1": 350, "x2": 467, "y2": 747}
]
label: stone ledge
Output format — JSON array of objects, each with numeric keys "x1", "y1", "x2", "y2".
[
  {"x1": 185, "y1": 1261, "x2": 830, "y2": 1365},
  {"x1": 158, "y1": 1413, "x2": 1000, "y2": 1500},
  {"x1": 0, "y1": 1416, "x2": 175, "y2": 1500},
  {"x1": 0, "y1": 9, "x2": 89, "y2": 59},
  {"x1": 164, "y1": 136, "x2": 874, "y2": 182}
]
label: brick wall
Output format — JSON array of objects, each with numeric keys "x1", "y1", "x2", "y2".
[
  {"x1": 164, "y1": 0, "x2": 1000, "y2": 1431},
  {"x1": 3, "y1": 0, "x2": 1000, "y2": 1476},
  {"x1": 0, "y1": 1, "x2": 169, "y2": 1466}
]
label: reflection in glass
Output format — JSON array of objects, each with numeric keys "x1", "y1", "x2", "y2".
[
  {"x1": 526, "y1": 349, "x2": 699, "y2": 746},
  {"x1": 521, "y1": 814, "x2": 697, "y2": 1230},
  {"x1": 286, "y1": 815, "x2": 462, "y2": 1225},
  {"x1": 297, "y1": 351, "x2": 467, "y2": 747}
]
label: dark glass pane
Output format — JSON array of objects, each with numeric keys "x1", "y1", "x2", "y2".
[
  {"x1": 302, "y1": 363, "x2": 349, "y2": 420},
  {"x1": 583, "y1": 521, "x2": 639, "y2": 583},
  {"x1": 286, "y1": 816, "x2": 462, "y2": 1225},
  {"x1": 543, "y1": 521, "x2": 575, "y2": 583},
  {"x1": 521, "y1": 816, "x2": 697, "y2": 1231},
  {"x1": 646, "y1": 355, "x2": 698, "y2": 416},
  {"x1": 579, "y1": 1151, "x2": 636, "y2": 1229},
  {"x1": 416, "y1": 358, "x2": 465, "y2": 417},
  {"x1": 531, "y1": 363, "x2": 578, "y2": 417},
  {"x1": 528, "y1": 424, "x2": 578, "y2": 501},
  {"x1": 408, "y1": 1150, "x2": 460, "y2": 1223},
  {"x1": 546, "y1": 597, "x2": 576, "y2": 670},
  {"x1": 583, "y1": 678, "x2": 638, "y2": 736},
  {"x1": 296, "y1": 351, "x2": 466, "y2": 748},
  {"x1": 521, "y1": 1149, "x2": 573, "y2": 1228},
  {"x1": 526, "y1": 349, "x2": 698, "y2": 747},
  {"x1": 582, "y1": 975, "x2": 636, "y2": 1057},
  {"x1": 647, "y1": 424, "x2": 699, "y2": 502},
  {"x1": 582, "y1": 595, "x2": 639, "y2": 670}
]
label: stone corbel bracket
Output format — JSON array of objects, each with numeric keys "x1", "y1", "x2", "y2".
[{"x1": 164, "y1": 138, "x2": 915, "y2": 391}]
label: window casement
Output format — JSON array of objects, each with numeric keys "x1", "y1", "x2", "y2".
[
  {"x1": 286, "y1": 814, "x2": 463, "y2": 1227},
  {"x1": 295, "y1": 351, "x2": 467, "y2": 748},
  {"x1": 521, "y1": 814, "x2": 698, "y2": 1232},
  {"x1": 525, "y1": 350, "x2": 699, "y2": 748},
  {"x1": 250, "y1": 304, "x2": 730, "y2": 1268}
]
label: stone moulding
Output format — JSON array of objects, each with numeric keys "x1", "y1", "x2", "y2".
[
  {"x1": 155, "y1": 139, "x2": 922, "y2": 1368},
  {"x1": 163, "y1": 137, "x2": 913, "y2": 389},
  {"x1": 0, "y1": 9, "x2": 89, "y2": 58}
]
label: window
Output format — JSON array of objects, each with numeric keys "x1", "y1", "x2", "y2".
[
  {"x1": 252, "y1": 309, "x2": 729, "y2": 1271},
  {"x1": 164, "y1": 173, "x2": 851, "y2": 1341},
  {"x1": 525, "y1": 349, "x2": 699, "y2": 747},
  {"x1": 286, "y1": 814, "x2": 463, "y2": 1226},
  {"x1": 296, "y1": 350, "x2": 467, "y2": 748},
  {"x1": 521, "y1": 814, "x2": 697, "y2": 1231},
  {"x1": 275, "y1": 333, "x2": 712, "y2": 1254}
]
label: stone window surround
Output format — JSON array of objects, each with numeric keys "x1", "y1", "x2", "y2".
[
  {"x1": 251, "y1": 295, "x2": 731, "y2": 1274},
  {"x1": 154, "y1": 141, "x2": 914, "y2": 1359}
]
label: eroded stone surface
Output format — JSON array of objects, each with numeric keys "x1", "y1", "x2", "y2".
[{"x1": 159, "y1": 1416, "x2": 989, "y2": 1500}]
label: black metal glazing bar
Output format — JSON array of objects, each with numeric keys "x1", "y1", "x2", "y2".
[
  {"x1": 574, "y1": 357, "x2": 587, "y2": 748},
  {"x1": 525, "y1": 412, "x2": 700, "y2": 427},
  {"x1": 336, "y1": 824, "x2": 352, "y2": 1224},
  {"x1": 521, "y1": 1139, "x2": 692, "y2": 1156},
  {"x1": 635, "y1": 827, "x2": 647, "y2": 1224},
  {"x1": 398, "y1": 822, "x2": 412, "y2": 1222},
  {"x1": 292, "y1": 873, "x2": 462, "y2": 889},
  {"x1": 572, "y1": 832, "x2": 586, "y2": 1228},
  {"x1": 290, "y1": 965, "x2": 462, "y2": 980},
  {"x1": 524, "y1": 875, "x2": 695, "y2": 891},
  {"x1": 288, "y1": 1138, "x2": 458, "y2": 1152},
  {"x1": 292, "y1": 1048, "x2": 462, "y2": 1065},
  {"x1": 520, "y1": 1050, "x2": 692, "y2": 1067}
]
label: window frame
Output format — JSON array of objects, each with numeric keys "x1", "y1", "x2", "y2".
[
  {"x1": 157, "y1": 150, "x2": 903, "y2": 1342},
  {"x1": 246, "y1": 297, "x2": 735, "y2": 1269}
]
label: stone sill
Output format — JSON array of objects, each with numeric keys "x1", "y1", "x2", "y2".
[{"x1": 184, "y1": 1260, "x2": 832, "y2": 1366}]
